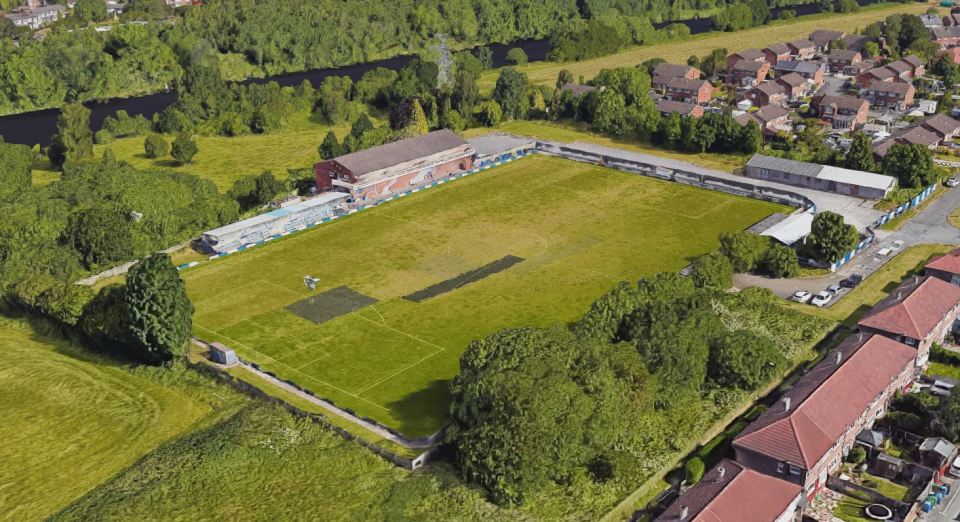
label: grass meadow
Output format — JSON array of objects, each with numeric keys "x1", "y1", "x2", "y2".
[
  {"x1": 0, "y1": 318, "x2": 231, "y2": 520},
  {"x1": 478, "y1": 2, "x2": 934, "y2": 92},
  {"x1": 182, "y1": 154, "x2": 787, "y2": 437}
]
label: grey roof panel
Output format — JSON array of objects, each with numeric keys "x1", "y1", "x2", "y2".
[{"x1": 332, "y1": 129, "x2": 469, "y2": 177}]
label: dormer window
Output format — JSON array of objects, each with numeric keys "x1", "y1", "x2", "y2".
[{"x1": 904, "y1": 337, "x2": 916, "y2": 346}]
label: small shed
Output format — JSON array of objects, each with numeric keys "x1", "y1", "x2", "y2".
[
  {"x1": 856, "y1": 429, "x2": 886, "y2": 457},
  {"x1": 919, "y1": 437, "x2": 957, "y2": 474},
  {"x1": 209, "y1": 342, "x2": 239, "y2": 366},
  {"x1": 874, "y1": 452, "x2": 905, "y2": 480}
]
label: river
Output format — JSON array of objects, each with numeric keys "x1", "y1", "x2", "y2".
[{"x1": 0, "y1": 1, "x2": 836, "y2": 147}]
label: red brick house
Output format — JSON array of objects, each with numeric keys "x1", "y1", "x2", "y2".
[
  {"x1": 735, "y1": 104, "x2": 790, "y2": 137},
  {"x1": 745, "y1": 81, "x2": 787, "y2": 107},
  {"x1": 774, "y1": 61, "x2": 824, "y2": 89},
  {"x1": 945, "y1": 13, "x2": 960, "y2": 26},
  {"x1": 812, "y1": 94, "x2": 869, "y2": 131},
  {"x1": 656, "y1": 98, "x2": 704, "y2": 118},
  {"x1": 856, "y1": 66, "x2": 897, "y2": 88},
  {"x1": 926, "y1": 247, "x2": 960, "y2": 285},
  {"x1": 652, "y1": 63, "x2": 701, "y2": 80},
  {"x1": 775, "y1": 72, "x2": 808, "y2": 100},
  {"x1": 729, "y1": 59, "x2": 770, "y2": 88},
  {"x1": 858, "y1": 275, "x2": 960, "y2": 367},
  {"x1": 726, "y1": 48, "x2": 766, "y2": 69},
  {"x1": 656, "y1": 460, "x2": 804, "y2": 522},
  {"x1": 933, "y1": 26, "x2": 960, "y2": 48},
  {"x1": 733, "y1": 334, "x2": 917, "y2": 499},
  {"x1": 940, "y1": 47, "x2": 960, "y2": 64},
  {"x1": 314, "y1": 129, "x2": 474, "y2": 202},
  {"x1": 865, "y1": 81, "x2": 915, "y2": 110},
  {"x1": 922, "y1": 113, "x2": 960, "y2": 143},
  {"x1": 763, "y1": 43, "x2": 793, "y2": 65},
  {"x1": 827, "y1": 49, "x2": 862, "y2": 73},
  {"x1": 786, "y1": 39, "x2": 816, "y2": 61},
  {"x1": 897, "y1": 126, "x2": 941, "y2": 149},
  {"x1": 665, "y1": 77, "x2": 713, "y2": 104}
]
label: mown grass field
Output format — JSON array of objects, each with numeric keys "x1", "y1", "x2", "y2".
[
  {"x1": 33, "y1": 112, "x2": 351, "y2": 191},
  {"x1": 183, "y1": 154, "x2": 787, "y2": 437},
  {"x1": 0, "y1": 319, "x2": 220, "y2": 520},
  {"x1": 479, "y1": 2, "x2": 934, "y2": 91}
]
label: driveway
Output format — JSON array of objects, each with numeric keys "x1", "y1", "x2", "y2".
[{"x1": 734, "y1": 186, "x2": 960, "y2": 300}]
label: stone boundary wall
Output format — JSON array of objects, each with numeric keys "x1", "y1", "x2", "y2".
[{"x1": 75, "y1": 239, "x2": 193, "y2": 286}]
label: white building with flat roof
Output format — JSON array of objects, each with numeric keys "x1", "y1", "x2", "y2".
[{"x1": 745, "y1": 154, "x2": 896, "y2": 200}]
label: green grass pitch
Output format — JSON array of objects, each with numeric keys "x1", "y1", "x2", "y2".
[{"x1": 184, "y1": 154, "x2": 787, "y2": 437}]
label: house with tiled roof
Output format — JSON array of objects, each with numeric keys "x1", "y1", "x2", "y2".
[
  {"x1": 735, "y1": 105, "x2": 791, "y2": 137},
  {"x1": 561, "y1": 83, "x2": 596, "y2": 97},
  {"x1": 745, "y1": 81, "x2": 787, "y2": 107},
  {"x1": 729, "y1": 59, "x2": 770, "y2": 88},
  {"x1": 922, "y1": 113, "x2": 960, "y2": 143},
  {"x1": 774, "y1": 61, "x2": 824, "y2": 89},
  {"x1": 664, "y1": 77, "x2": 714, "y2": 105},
  {"x1": 865, "y1": 81, "x2": 915, "y2": 110},
  {"x1": 733, "y1": 334, "x2": 916, "y2": 498},
  {"x1": 810, "y1": 30, "x2": 845, "y2": 52},
  {"x1": 786, "y1": 39, "x2": 816, "y2": 61},
  {"x1": 763, "y1": 43, "x2": 793, "y2": 65},
  {"x1": 926, "y1": 247, "x2": 960, "y2": 285},
  {"x1": 652, "y1": 63, "x2": 701, "y2": 91},
  {"x1": 897, "y1": 125, "x2": 941, "y2": 149},
  {"x1": 656, "y1": 460, "x2": 804, "y2": 522},
  {"x1": 656, "y1": 98, "x2": 704, "y2": 118},
  {"x1": 775, "y1": 73, "x2": 808, "y2": 101},
  {"x1": 858, "y1": 275, "x2": 960, "y2": 367},
  {"x1": 933, "y1": 25, "x2": 960, "y2": 48},
  {"x1": 726, "y1": 48, "x2": 766, "y2": 69},
  {"x1": 827, "y1": 49, "x2": 862, "y2": 73},
  {"x1": 812, "y1": 94, "x2": 868, "y2": 131}
]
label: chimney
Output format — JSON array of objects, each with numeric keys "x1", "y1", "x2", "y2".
[
  {"x1": 680, "y1": 506, "x2": 689, "y2": 520},
  {"x1": 783, "y1": 396, "x2": 792, "y2": 412},
  {"x1": 836, "y1": 351, "x2": 842, "y2": 365},
  {"x1": 717, "y1": 465, "x2": 726, "y2": 480},
  {"x1": 857, "y1": 332, "x2": 864, "y2": 342}
]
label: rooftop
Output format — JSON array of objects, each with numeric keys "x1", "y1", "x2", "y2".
[
  {"x1": 656, "y1": 459, "x2": 802, "y2": 522},
  {"x1": 926, "y1": 246, "x2": 960, "y2": 275},
  {"x1": 329, "y1": 129, "x2": 470, "y2": 177},
  {"x1": 732, "y1": 48, "x2": 766, "y2": 61},
  {"x1": 733, "y1": 60, "x2": 768, "y2": 73},
  {"x1": 870, "y1": 81, "x2": 914, "y2": 95},
  {"x1": 777, "y1": 72, "x2": 807, "y2": 88},
  {"x1": 760, "y1": 210, "x2": 814, "y2": 246},
  {"x1": 923, "y1": 113, "x2": 960, "y2": 136},
  {"x1": 667, "y1": 77, "x2": 710, "y2": 91},
  {"x1": 775, "y1": 61, "x2": 821, "y2": 75},
  {"x1": 810, "y1": 29, "x2": 845, "y2": 47},
  {"x1": 653, "y1": 63, "x2": 698, "y2": 79},
  {"x1": 734, "y1": 334, "x2": 916, "y2": 468},
  {"x1": 814, "y1": 94, "x2": 867, "y2": 112},
  {"x1": 746, "y1": 154, "x2": 896, "y2": 191},
  {"x1": 898, "y1": 126, "x2": 940, "y2": 147},
  {"x1": 858, "y1": 275, "x2": 960, "y2": 340},
  {"x1": 765, "y1": 43, "x2": 792, "y2": 55},
  {"x1": 204, "y1": 192, "x2": 350, "y2": 238},
  {"x1": 656, "y1": 98, "x2": 700, "y2": 116},
  {"x1": 829, "y1": 49, "x2": 861, "y2": 61}
]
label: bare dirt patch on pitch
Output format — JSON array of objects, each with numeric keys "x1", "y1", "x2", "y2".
[
  {"x1": 286, "y1": 286, "x2": 378, "y2": 325},
  {"x1": 402, "y1": 255, "x2": 525, "y2": 302}
]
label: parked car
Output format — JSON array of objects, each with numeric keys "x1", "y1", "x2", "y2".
[
  {"x1": 841, "y1": 274, "x2": 863, "y2": 288},
  {"x1": 951, "y1": 457, "x2": 960, "y2": 478},
  {"x1": 891, "y1": 240, "x2": 904, "y2": 251},
  {"x1": 930, "y1": 384, "x2": 953, "y2": 397},
  {"x1": 876, "y1": 248, "x2": 892, "y2": 258},
  {"x1": 827, "y1": 284, "x2": 842, "y2": 296},
  {"x1": 810, "y1": 291, "x2": 833, "y2": 307},
  {"x1": 948, "y1": 177, "x2": 959, "y2": 187},
  {"x1": 790, "y1": 290, "x2": 812, "y2": 303}
]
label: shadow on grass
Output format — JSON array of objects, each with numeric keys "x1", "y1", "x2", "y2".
[{"x1": 385, "y1": 379, "x2": 451, "y2": 439}]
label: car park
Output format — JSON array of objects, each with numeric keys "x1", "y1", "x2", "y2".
[
  {"x1": 790, "y1": 290, "x2": 812, "y2": 304},
  {"x1": 810, "y1": 291, "x2": 832, "y2": 307}
]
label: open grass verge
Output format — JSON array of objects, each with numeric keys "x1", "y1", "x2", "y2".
[
  {"x1": 785, "y1": 244, "x2": 956, "y2": 325},
  {"x1": 0, "y1": 318, "x2": 235, "y2": 520},
  {"x1": 478, "y1": 2, "x2": 933, "y2": 92},
  {"x1": 182, "y1": 153, "x2": 787, "y2": 437}
]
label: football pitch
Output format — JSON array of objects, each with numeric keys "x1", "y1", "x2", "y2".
[{"x1": 184, "y1": 154, "x2": 786, "y2": 437}]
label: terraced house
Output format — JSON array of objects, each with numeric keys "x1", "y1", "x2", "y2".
[
  {"x1": 857, "y1": 275, "x2": 960, "y2": 367},
  {"x1": 732, "y1": 334, "x2": 917, "y2": 499}
]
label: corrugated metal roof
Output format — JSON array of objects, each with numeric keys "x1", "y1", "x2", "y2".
[
  {"x1": 331, "y1": 129, "x2": 469, "y2": 177},
  {"x1": 747, "y1": 154, "x2": 822, "y2": 177},
  {"x1": 817, "y1": 166, "x2": 896, "y2": 191},
  {"x1": 760, "y1": 211, "x2": 814, "y2": 246},
  {"x1": 204, "y1": 192, "x2": 349, "y2": 238}
]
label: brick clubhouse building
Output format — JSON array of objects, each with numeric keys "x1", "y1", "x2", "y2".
[{"x1": 314, "y1": 129, "x2": 475, "y2": 203}]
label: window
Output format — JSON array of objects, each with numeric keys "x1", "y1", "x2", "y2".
[
  {"x1": 789, "y1": 465, "x2": 802, "y2": 476},
  {"x1": 777, "y1": 462, "x2": 785, "y2": 474},
  {"x1": 905, "y1": 337, "x2": 917, "y2": 346}
]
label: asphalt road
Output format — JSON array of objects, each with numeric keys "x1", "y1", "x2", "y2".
[
  {"x1": 733, "y1": 185, "x2": 960, "y2": 300},
  {"x1": 929, "y1": 477, "x2": 960, "y2": 521}
]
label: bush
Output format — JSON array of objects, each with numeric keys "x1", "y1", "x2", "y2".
[
  {"x1": 759, "y1": 243, "x2": 800, "y2": 278},
  {"x1": 847, "y1": 445, "x2": 867, "y2": 464},
  {"x1": 685, "y1": 457, "x2": 705, "y2": 484},
  {"x1": 690, "y1": 251, "x2": 733, "y2": 289},
  {"x1": 719, "y1": 231, "x2": 770, "y2": 272},
  {"x1": 143, "y1": 135, "x2": 169, "y2": 159},
  {"x1": 171, "y1": 133, "x2": 198, "y2": 164},
  {"x1": 505, "y1": 47, "x2": 528, "y2": 66}
]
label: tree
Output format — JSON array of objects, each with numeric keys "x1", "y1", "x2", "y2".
[
  {"x1": 719, "y1": 231, "x2": 770, "y2": 272},
  {"x1": 452, "y1": 71, "x2": 479, "y2": 115},
  {"x1": 123, "y1": 0, "x2": 170, "y2": 20},
  {"x1": 474, "y1": 100, "x2": 502, "y2": 127},
  {"x1": 862, "y1": 41, "x2": 881, "y2": 59},
  {"x1": 74, "y1": 0, "x2": 107, "y2": 24},
  {"x1": 740, "y1": 120, "x2": 762, "y2": 154},
  {"x1": 401, "y1": 98, "x2": 429, "y2": 137},
  {"x1": 0, "y1": 140, "x2": 33, "y2": 201},
  {"x1": 690, "y1": 251, "x2": 733, "y2": 290},
  {"x1": 228, "y1": 171, "x2": 287, "y2": 211},
  {"x1": 143, "y1": 134, "x2": 169, "y2": 159},
  {"x1": 48, "y1": 103, "x2": 93, "y2": 168},
  {"x1": 803, "y1": 211, "x2": 859, "y2": 264},
  {"x1": 843, "y1": 132, "x2": 876, "y2": 172},
  {"x1": 556, "y1": 69, "x2": 573, "y2": 90},
  {"x1": 847, "y1": 446, "x2": 867, "y2": 464},
  {"x1": 171, "y1": 133, "x2": 198, "y2": 164},
  {"x1": 591, "y1": 90, "x2": 627, "y2": 136},
  {"x1": 685, "y1": 457, "x2": 705, "y2": 484},
  {"x1": 882, "y1": 143, "x2": 935, "y2": 188},
  {"x1": 709, "y1": 330, "x2": 785, "y2": 390},
  {"x1": 123, "y1": 253, "x2": 194, "y2": 363},
  {"x1": 505, "y1": 47, "x2": 528, "y2": 65},
  {"x1": 759, "y1": 243, "x2": 800, "y2": 278},
  {"x1": 318, "y1": 130, "x2": 341, "y2": 160},
  {"x1": 492, "y1": 67, "x2": 528, "y2": 120},
  {"x1": 63, "y1": 208, "x2": 134, "y2": 269}
]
